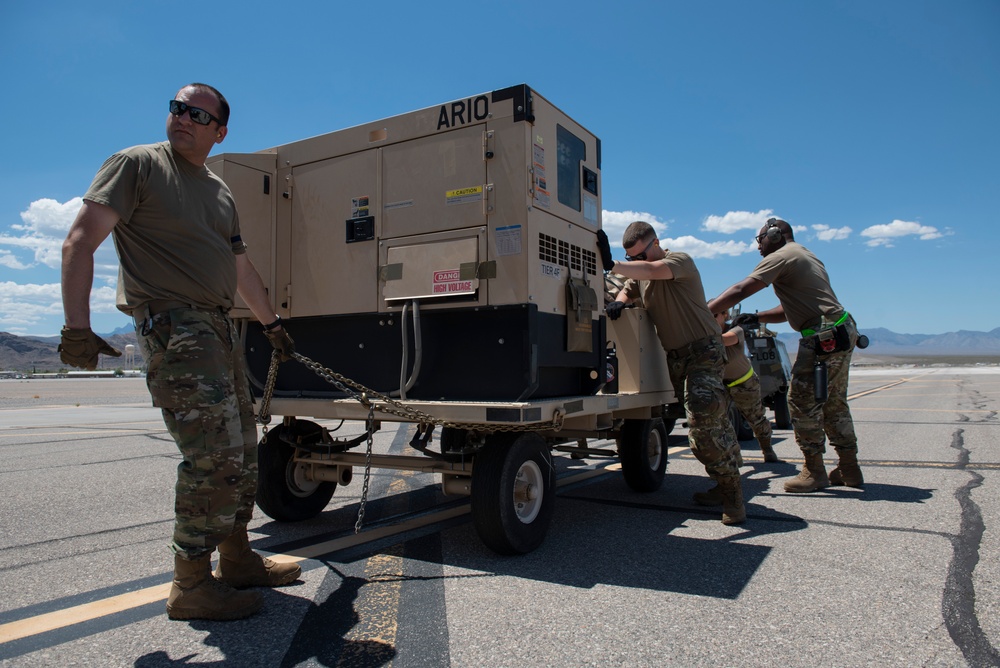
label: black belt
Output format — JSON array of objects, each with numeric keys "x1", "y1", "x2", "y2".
[{"x1": 135, "y1": 300, "x2": 227, "y2": 336}]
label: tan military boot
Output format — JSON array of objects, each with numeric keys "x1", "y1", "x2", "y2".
[
  {"x1": 758, "y1": 435, "x2": 779, "y2": 463},
  {"x1": 692, "y1": 483, "x2": 723, "y2": 506},
  {"x1": 215, "y1": 527, "x2": 301, "y2": 589},
  {"x1": 783, "y1": 452, "x2": 830, "y2": 493},
  {"x1": 167, "y1": 553, "x2": 262, "y2": 621},
  {"x1": 829, "y1": 448, "x2": 864, "y2": 487},
  {"x1": 718, "y1": 476, "x2": 746, "y2": 525}
]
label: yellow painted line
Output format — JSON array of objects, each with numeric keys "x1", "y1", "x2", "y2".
[
  {"x1": 0, "y1": 429, "x2": 168, "y2": 438},
  {"x1": 0, "y1": 584, "x2": 172, "y2": 645},
  {"x1": 847, "y1": 379, "x2": 909, "y2": 400},
  {"x1": 0, "y1": 466, "x2": 614, "y2": 645},
  {"x1": 851, "y1": 407, "x2": 996, "y2": 413}
]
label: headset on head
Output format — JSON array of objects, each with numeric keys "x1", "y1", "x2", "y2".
[{"x1": 764, "y1": 218, "x2": 784, "y2": 243}]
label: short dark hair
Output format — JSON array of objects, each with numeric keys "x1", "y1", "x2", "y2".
[
  {"x1": 182, "y1": 82, "x2": 230, "y2": 126},
  {"x1": 622, "y1": 221, "x2": 656, "y2": 249}
]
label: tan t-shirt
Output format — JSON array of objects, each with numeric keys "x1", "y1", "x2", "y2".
[
  {"x1": 623, "y1": 251, "x2": 721, "y2": 351},
  {"x1": 749, "y1": 242, "x2": 844, "y2": 332},
  {"x1": 722, "y1": 326, "x2": 752, "y2": 383},
  {"x1": 84, "y1": 142, "x2": 246, "y2": 315}
]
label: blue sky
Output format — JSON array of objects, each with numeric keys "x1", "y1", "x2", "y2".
[{"x1": 1, "y1": 0, "x2": 997, "y2": 337}]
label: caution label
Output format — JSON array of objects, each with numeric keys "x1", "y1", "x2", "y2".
[{"x1": 446, "y1": 185, "x2": 483, "y2": 206}]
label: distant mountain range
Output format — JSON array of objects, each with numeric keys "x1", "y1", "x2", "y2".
[
  {"x1": 773, "y1": 326, "x2": 1000, "y2": 356},
  {"x1": 2, "y1": 325, "x2": 999, "y2": 373}
]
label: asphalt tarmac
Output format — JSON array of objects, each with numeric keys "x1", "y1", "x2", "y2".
[{"x1": 0, "y1": 368, "x2": 997, "y2": 667}]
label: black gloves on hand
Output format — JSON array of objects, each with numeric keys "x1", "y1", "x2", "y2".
[
  {"x1": 606, "y1": 301, "x2": 625, "y2": 321},
  {"x1": 58, "y1": 327, "x2": 123, "y2": 370},
  {"x1": 732, "y1": 313, "x2": 760, "y2": 331},
  {"x1": 596, "y1": 229, "x2": 615, "y2": 272},
  {"x1": 264, "y1": 327, "x2": 296, "y2": 362}
]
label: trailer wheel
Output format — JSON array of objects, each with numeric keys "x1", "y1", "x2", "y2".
[
  {"x1": 256, "y1": 425, "x2": 337, "y2": 522},
  {"x1": 618, "y1": 418, "x2": 668, "y2": 492},
  {"x1": 471, "y1": 433, "x2": 555, "y2": 555},
  {"x1": 772, "y1": 391, "x2": 792, "y2": 429}
]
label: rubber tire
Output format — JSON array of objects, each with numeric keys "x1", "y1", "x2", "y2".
[
  {"x1": 772, "y1": 391, "x2": 792, "y2": 429},
  {"x1": 471, "y1": 433, "x2": 555, "y2": 555},
  {"x1": 618, "y1": 418, "x2": 668, "y2": 492},
  {"x1": 256, "y1": 425, "x2": 337, "y2": 522}
]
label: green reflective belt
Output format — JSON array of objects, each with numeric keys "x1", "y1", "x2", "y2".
[
  {"x1": 726, "y1": 368, "x2": 755, "y2": 387},
  {"x1": 801, "y1": 311, "x2": 849, "y2": 338}
]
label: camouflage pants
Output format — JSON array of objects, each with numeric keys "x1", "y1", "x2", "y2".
[
  {"x1": 667, "y1": 337, "x2": 741, "y2": 478},
  {"x1": 728, "y1": 374, "x2": 772, "y2": 445},
  {"x1": 137, "y1": 308, "x2": 258, "y2": 560},
  {"x1": 789, "y1": 318, "x2": 858, "y2": 456}
]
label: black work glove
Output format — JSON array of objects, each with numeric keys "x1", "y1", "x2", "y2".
[
  {"x1": 732, "y1": 313, "x2": 759, "y2": 331},
  {"x1": 264, "y1": 327, "x2": 296, "y2": 362},
  {"x1": 58, "y1": 327, "x2": 123, "y2": 370},
  {"x1": 606, "y1": 301, "x2": 625, "y2": 321},
  {"x1": 596, "y1": 229, "x2": 615, "y2": 272}
]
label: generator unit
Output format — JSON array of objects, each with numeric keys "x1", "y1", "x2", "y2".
[{"x1": 209, "y1": 85, "x2": 607, "y2": 401}]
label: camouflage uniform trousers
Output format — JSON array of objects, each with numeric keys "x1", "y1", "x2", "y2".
[
  {"x1": 136, "y1": 307, "x2": 259, "y2": 560},
  {"x1": 727, "y1": 373, "x2": 772, "y2": 446},
  {"x1": 789, "y1": 318, "x2": 859, "y2": 457},
  {"x1": 666, "y1": 336, "x2": 741, "y2": 478}
]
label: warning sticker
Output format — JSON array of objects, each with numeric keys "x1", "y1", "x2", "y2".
[
  {"x1": 445, "y1": 186, "x2": 483, "y2": 206},
  {"x1": 532, "y1": 144, "x2": 550, "y2": 209},
  {"x1": 352, "y1": 196, "x2": 370, "y2": 218},
  {"x1": 495, "y1": 224, "x2": 522, "y2": 257},
  {"x1": 432, "y1": 269, "x2": 474, "y2": 295}
]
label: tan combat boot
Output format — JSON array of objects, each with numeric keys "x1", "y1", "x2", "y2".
[
  {"x1": 215, "y1": 527, "x2": 301, "y2": 589},
  {"x1": 692, "y1": 483, "x2": 723, "y2": 506},
  {"x1": 783, "y1": 452, "x2": 830, "y2": 493},
  {"x1": 718, "y1": 476, "x2": 746, "y2": 525},
  {"x1": 829, "y1": 448, "x2": 864, "y2": 487},
  {"x1": 166, "y1": 553, "x2": 262, "y2": 621},
  {"x1": 759, "y1": 435, "x2": 779, "y2": 463}
]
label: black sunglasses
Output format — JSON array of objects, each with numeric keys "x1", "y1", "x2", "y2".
[
  {"x1": 169, "y1": 99, "x2": 222, "y2": 126},
  {"x1": 625, "y1": 237, "x2": 656, "y2": 262}
]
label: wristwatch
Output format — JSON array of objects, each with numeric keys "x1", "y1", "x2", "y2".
[{"x1": 263, "y1": 316, "x2": 282, "y2": 331}]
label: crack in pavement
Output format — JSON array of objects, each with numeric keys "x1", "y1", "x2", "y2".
[{"x1": 941, "y1": 425, "x2": 1000, "y2": 666}]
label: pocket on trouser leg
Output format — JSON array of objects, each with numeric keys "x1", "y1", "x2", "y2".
[{"x1": 172, "y1": 403, "x2": 248, "y2": 546}]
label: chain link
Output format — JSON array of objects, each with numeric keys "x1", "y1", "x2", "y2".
[
  {"x1": 256, "y1": 351, "x2": 565, "y2": 434},
  {"x1": 354, "y1": 404, "x2": 376, "y2": 534}
]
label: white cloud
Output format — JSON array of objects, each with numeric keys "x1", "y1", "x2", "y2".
[
  {"x1": 0, "y1": 197, "x2": 118, "y2": 270},
  {"x1": 17, "y1": 197, "x2": 83, "y2": 236},
  {"x1": 601, "y1": 210, "x2": 669, "y2": 242},
  {"x1": 661, "y1": 235, "x2": 755, "y2": 259},
  {"x1": 602, "y1": 209, "x2": 756, "y2": 258},
  {"x1": 860, "y1": 219, "x2": 943, "y2": 248},
  {"x1": 812, "y1": 224, "x2": 852, "y2": 241},
  {"x1": 0, "y1": 281, "x2": 118, "y2": 333},
  {"x1": 702, "y1": 209, "x2": 775, "y2": 234},
  {"x1": 0, "y1": 250, "x2": 31, "y2": 270}
]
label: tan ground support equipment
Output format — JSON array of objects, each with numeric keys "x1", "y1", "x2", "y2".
[{"x1": 208, "y1": 85, "x2": 678, "y2": 554}]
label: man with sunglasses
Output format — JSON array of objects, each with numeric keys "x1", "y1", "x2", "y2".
[
  {"x1": 597, "y1": 222, "x2": 746, "y2": 525},
  {"x1": 61, "y1": 83, "x2": 298, "y2": 621},
  {"x1": 707, "y1": 218, "x2": 862, "y2": 494}
]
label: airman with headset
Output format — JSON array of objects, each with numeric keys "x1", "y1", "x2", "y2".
[{"x1": 707, "y1": 218, "x2": 863, "y2": 493}]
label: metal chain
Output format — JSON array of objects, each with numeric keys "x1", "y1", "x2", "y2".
[
  {"x1": 354, "y1": 404, "x2": 376, "y2": 534},
  {"x1": 257, "y1": 351, "x2": 565, "y2": 434}
]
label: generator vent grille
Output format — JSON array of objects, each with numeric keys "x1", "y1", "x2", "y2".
[{"x1": 539, "y1": 233, "x2": 597, "y2": 276}]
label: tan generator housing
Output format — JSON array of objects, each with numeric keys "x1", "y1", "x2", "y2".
[{"x1": 209, "y1": 85, "x2": 608, "y2": 401}]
